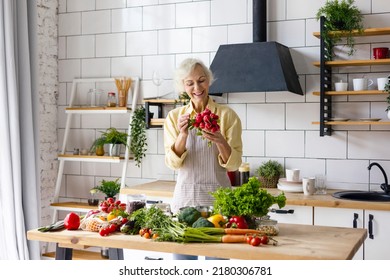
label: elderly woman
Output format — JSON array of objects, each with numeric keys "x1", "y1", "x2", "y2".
[{"x1": 164, "y1": 58, "x2": 243, "y2": 217}]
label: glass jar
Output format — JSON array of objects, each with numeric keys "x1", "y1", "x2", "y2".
[
  {"x1": 239, "y1": 162, "x2": 250, "y2": 185},
  {"x1": 255, "y1": 216, "x2": 279, "y2": 236},
  {"x1": 107, "y1": 92, "x2": 116, "y2": 107},
  {"x1": 126, "y1": 194, "x2": 146, "y2": 215}
]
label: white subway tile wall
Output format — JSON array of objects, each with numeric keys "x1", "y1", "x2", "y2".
[{"x1": 54, "y1": 0, "x2": 390, "y2": 205}]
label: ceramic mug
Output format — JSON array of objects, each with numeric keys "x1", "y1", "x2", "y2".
[
  {"x1": 377, "y1": 77, "x2": 388, "y2": 91},
  {"x1": 353, "y1": 78, "x2": 374, "y2": 91},
  {"x1": 302, "y1": 177, "x2": 316, "y2": 195},
  {"x1": 373, "y1": 47, "x2": 389, "y2": 59},
  {"x1": 334, "y1": 81, "x2": 348, "y2": 91},
  {"x1": 286, "y1": 169, "x2": 300, "y2": 182}
]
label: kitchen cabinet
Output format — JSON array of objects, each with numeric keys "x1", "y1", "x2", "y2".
[
  {"x1": 364, "y1": 209, "x2": 390, "y2": 260},
  {"x1": 314, "y1": 207, "x2": 390, "y2": 260},
  {"x1": 314, "y1": 207, "x2": 364, "y2": 260},
  {"x1": 268, "y1": 205, "x2": 313, "y2": 225},
  {"x1": 313, "y1": 17, "x2": 390, "y2": 136}
]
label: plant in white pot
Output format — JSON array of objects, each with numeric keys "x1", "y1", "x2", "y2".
[{"x1": 100, "y1": 127, "x2": 128, "y2": 156}]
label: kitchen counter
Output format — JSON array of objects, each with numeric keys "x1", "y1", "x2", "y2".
[
  {"x1": 120, "y1": 180, "x2": 390, "y2": 211},
  {"x1": 27, "y1": 223, "x2": 366, "y2": 260}
]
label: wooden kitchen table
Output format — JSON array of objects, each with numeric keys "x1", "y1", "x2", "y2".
[{"x1": 27, "y1": 223, "x2": 367, "y2": 260}]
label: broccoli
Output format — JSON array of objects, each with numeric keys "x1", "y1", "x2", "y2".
[
  {"x1": 192, "y1": 217, "x2": 215, "y2": 228},
  {"x1": 177, "y1": 207, "x2": 202, "y2": 226}
]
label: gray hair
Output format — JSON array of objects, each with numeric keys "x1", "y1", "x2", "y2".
[{"x1": 174, "y1": 58, "x2": 214, "y2": 93}]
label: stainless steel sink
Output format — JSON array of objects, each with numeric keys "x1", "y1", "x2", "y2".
[{"x1": 332, "y1": 191, "x2": 390, "y2": 202}]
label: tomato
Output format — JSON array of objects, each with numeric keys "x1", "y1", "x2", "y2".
[
  {"x1": 143, "y1": 232, "x2": 151, "y2": 239},
  {"x1": 246, "y1": 235, "x2": 253, "y2": 244},
  {"x1": 64, "y1": 212, "x2": 80, "y2": 230},
  {"x1": 250, "y1": 236, "x2": 261, "y2": 247},
  {"x1": 260, "y1": 235, "x2": 269, "y2": 245},
  {"x1": 152, "y1": 233, "x2": 159, "y2": 239},
  {"x1": 99, "y1": 227, "x2": 109, "y2": 236},
  {"x1": 108, "y1": 224, "x2": 117, "y2": 233}
]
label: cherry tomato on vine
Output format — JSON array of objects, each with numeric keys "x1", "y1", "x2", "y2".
[
  {"x1": 99, "y1": 227, "x2": 110, "y2": 236},
  {"x1": 108, "y1": 224, "x2": 117, "y2": 233},
  {"x1": 246, "y1": 235, "x2": 254, "y2": 244},
  {"x1": 260, "y1": 235, "x2": 269, "y2": 245},
  {"x1": 250, "y1": 236, "x2": 261, "y2": 247}
]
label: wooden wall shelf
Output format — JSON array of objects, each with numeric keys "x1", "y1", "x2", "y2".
[
  {"x1": 312, "y1": 90, "x2": 386, "y2": 96},
  {"x1": 313, "y1": 27, "x2": 390, "y2": 38},
  {"x1": 313, "y1": 58, "x2": 390, "y2": 67},
  {"x1": 312, "y1": 121, "x2": 390, "y2": 125}
]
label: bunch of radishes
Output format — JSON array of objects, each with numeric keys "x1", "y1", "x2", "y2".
[
  {"x1": 98, "y1": 197, "x2": 126, "y2": 214},
  {"x1": 188, "y1": 108, "x2": 220, "y2": 146}
]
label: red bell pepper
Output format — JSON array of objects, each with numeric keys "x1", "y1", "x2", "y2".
[
  {"x1": 227, "y1": 215, "x2": 248, "y2": 229},
  {"x1": 64, "y1": 212, "x2": 80, "y2": 230}
]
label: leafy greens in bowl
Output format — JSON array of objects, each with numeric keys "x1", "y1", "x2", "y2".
[{"x1": 211, "y1": 176, "x2": 286, "y2": 219}]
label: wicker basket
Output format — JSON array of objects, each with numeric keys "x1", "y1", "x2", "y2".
[{"x1": 259, "y1": 176, "x2": 279, "y2": 188}]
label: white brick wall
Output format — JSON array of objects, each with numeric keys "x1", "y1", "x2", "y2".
[{"x1": 47, "y1": 0, "x2": 390, "y2": 218}]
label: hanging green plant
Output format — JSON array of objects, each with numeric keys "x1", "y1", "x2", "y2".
[
  {"x1": 316, "y1": 0, "x2": 364, "y2": 60},
  {"x1": 130, "y1": 106, "x2": 148, "y2": 167},
  {"x1": 384, "y1": 77, "x2": 390, "y2": 113}
]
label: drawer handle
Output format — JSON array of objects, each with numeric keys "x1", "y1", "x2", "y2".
[
  {"x1": 353, "y1": 213, "x2": 358, "y2": 228},
  {"x1": 145, "y1": 256, "x2": 163, "y2": 260},
  {"x1": 270, "y1": 208, "x2": 294, "y2": 214},
  {"x1": 368, "y1": 214, "x2": 374, "y2": 239}
]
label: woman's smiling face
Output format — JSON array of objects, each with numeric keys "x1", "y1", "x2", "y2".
[{"x1": 183, "y1": 64, "x2": 210, "y2": 108}]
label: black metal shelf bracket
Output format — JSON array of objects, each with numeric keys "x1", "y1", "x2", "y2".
[
  {"x1": 144, "y1": 101, "x2": 164, "y2": 129},
  {"x1": 319, "y1": 16, "x2": 333, "y2": 136}
]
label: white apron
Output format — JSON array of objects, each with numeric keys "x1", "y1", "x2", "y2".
[{"x1": 171, "y1": 129, "x2": 231, "y2": 214}]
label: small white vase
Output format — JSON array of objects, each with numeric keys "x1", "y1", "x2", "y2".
[{"x1": 388, "y1": 110, "x2": 390, "y2": 119}]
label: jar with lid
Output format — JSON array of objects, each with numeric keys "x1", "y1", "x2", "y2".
[
  {"x1": 126, "y1": 194, "x2": 146, "y2": 215},
  {"x1": 255, "y1": 215, "x2": 279, "y2": 236},
  {"x1": 239, "y1": 162, "x2": 250, "y2": 185},
  {"x1": 107, "y1": 92, "x2": 117, "y2": 107}
]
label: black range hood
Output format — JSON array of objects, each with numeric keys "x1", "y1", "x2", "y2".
[{"x1": 209, "y1": 0, "x2": 303, "y2": 96}]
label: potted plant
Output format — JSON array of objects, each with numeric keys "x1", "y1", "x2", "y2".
[
  {"x1": 316, "y1": 0, "x2": 364, "y2": 60},
  {"x1": 90, "y1": 136, "x2": 107, "y2": 156},
  {"x1": 255, "y1": 160, "x2": 284, "y2": 188},
  {"x1": 130, "y1": 106, "x2": 148, "y2": 167},
  {"x1": 175, "y1": 92, "x2": 191, "y2": 107},
  {"x1": 90, "y1": 178, "x2": 121, "y2": 199},
  {"x1": 101, "y1": 127, "x2": 128, "y2": 156}
]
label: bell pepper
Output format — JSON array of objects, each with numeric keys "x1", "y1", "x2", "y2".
[
  {"x1": 64, "y1": 212, "x2": 80, "y2": 230},
  {"x1": 227, "y1": 215, "x2": 248, "y2": 229},
  {"x1": 207, "y1": 214, "x2": 226, "y2": 228}
]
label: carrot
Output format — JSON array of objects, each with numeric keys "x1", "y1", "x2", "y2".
[
  {"x1": 223, "y1": 228, "x2": 266, "y2": 235},
  {"x1": 221, "y1": 234, "x2": 247, "y2": 243}
]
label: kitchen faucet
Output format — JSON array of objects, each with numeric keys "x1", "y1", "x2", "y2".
[{"x1": 368, "y1": 162, "x2": 390, "y2": 194}]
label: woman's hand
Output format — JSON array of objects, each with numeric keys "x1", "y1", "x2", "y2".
[
  {"x1": 173, "y1": 113, "x2": 190, "y2": 157},
  {"x1": 202, "y1": 129, "x2": 231, "y2": 163},
  {"x1": 177, "y1": 113, "x2": 190, "y2": 135}
]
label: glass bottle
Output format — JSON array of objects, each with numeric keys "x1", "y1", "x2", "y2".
[
  {"x1": 107, "y1": 92, "x2": 116, "y2": 107},
  {"x1": 239, "y1": 162, "x2": 250, "y2": 185}
]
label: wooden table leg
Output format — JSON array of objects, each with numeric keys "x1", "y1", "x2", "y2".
[
  {"x1": 108, "y1": 248, "x2": 124, "y2": 260},
  {"x1": 55, "y1": 244, "x2": 73, "y2": 260}
]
